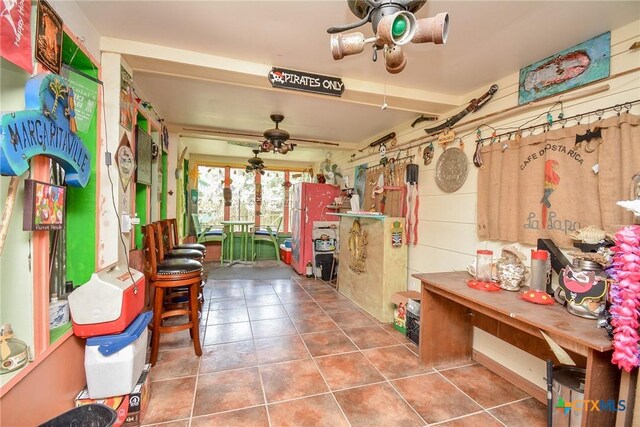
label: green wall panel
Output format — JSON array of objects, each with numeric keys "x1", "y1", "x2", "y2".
[
  {"x1": 63, "y1": 38, "x2": 99, "y2": 286},
  {"x1": 161, "y1": 153, "x2": 168, "y2": 218}
]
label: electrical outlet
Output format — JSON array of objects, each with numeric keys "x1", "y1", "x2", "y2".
[{"x1": 121, "y1": 213, "x2": 131, "y2": 233}]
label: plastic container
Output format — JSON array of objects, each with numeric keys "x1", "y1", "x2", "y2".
[
  {"x1": 84, "y1": 311, "x2": 152, "y2": 399},
  {"x1": 69, "y1": 267, "x2": 145, "y2": 338},
  {"x1": 279, "y1": 244, "x2": 292, "y2": 264},
  {"x1": 476, "y1": 250, "x2": 493, "y2": 282},
  {"x1": 39, "y1": 404, "x2": 117, "y2": 427}
]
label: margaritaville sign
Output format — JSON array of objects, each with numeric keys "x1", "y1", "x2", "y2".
[
  {"x1": 0, "y1": 73, "x2": 91, "y2": 187},
  {"x1": 268, "y1": 67, "x2": 344, "y2": 97}
]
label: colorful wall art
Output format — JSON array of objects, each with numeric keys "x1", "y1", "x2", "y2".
[{"x1": 518, "y1": 32, "x2": 610, "y2": 105}]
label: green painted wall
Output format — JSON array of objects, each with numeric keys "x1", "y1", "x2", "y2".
[
  {"x1": 63, "y1": 35, "x2": 99, "y2": 286},
  {"x1": 134, "y1": 116, "x2": 149, "y2": 249},
  {"x1": 161, "y1": 153, "x2": 168, "y2": 218}
]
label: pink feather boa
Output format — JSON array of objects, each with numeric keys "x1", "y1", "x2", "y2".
[{"x1": 610, "y1": 225, "x2": 640, "y2": 372}]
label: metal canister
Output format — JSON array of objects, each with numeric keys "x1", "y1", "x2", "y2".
[{"x1": 552, "y1": 365, "x2": 586, "y2": 427}]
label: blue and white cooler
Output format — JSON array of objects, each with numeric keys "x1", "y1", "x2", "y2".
[{"x1": 84, "y1": 311, "x2": 152, "y2": 399}]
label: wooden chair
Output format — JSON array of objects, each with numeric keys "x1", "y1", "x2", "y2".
[
  {"x1": 142, "y1": 223, "x2": 203, "y2": 366},
  {"x1": 191, "y1": 214, "x2": 226, "y2": 264},
  {"x1": 251, "y1": 216, "x2": 282, "y2": 261}
]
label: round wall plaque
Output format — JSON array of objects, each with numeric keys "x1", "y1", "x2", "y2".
[{"x1": 435, "y1": 147, "x2": 469, "y2": 193}]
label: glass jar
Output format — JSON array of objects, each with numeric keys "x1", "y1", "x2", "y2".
[
  {"x1": 0, "y1": 324, "x2": 29, "y2": 375},
  {"x1": 565, "y1": 259, "x2": 607, "y2": 319},
  {"x1": 476, "y1": 250, "x2": 493, "y2": 283},
  {"x1": 497, "y1": 248, "x2": 526, "y2": 291}
]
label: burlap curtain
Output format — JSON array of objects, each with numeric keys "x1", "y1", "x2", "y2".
[
  {"x1": 477, "y1": 113, "x2": 639, "y2": 248},
  {"x1": 363, "y1": 159, "x2": 410, "y2": 217}
]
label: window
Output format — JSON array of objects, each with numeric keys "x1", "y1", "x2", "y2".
[
  {"x1": 261, "y1": 171, "x2": 284, "y2": 230},
  {"x1": 195, "y1": 165, "x2": 310, "y2": 233},
  {"x1": 197, "y1": 166, "x2": 224, "y2": 225},
  {"x1": 230, "y1": 168, "x2": 255, "y2": 222}
]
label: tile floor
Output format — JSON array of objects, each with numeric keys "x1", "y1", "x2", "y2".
[{"x1": 141, "y1": 267, "x2": 547, "y2": 427}]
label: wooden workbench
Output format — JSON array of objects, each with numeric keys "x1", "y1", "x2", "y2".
[{"x1": 414, "y1": 271, "x2": 619, "y2": 427}]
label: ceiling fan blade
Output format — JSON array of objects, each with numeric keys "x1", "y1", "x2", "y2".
[{"x1": 182, "y1": 128, "x2": 341, "y2": 147}]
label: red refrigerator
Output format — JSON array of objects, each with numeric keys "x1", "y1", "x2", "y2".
[{"x1": 290, "y1": 183, "x2": 340, "y2": 275}]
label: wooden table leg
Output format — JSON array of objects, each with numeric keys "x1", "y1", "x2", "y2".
[
  {"x1": 582, "y1": 349, "x2": 620, "y2": 427},
  {"x1": 420, "y1": 287, "x2": 474, "y2": 368}
]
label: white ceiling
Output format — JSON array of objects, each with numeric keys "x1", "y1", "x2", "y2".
[{"x1": 76, "y1": 0, "x2": 640, "y2": 163}]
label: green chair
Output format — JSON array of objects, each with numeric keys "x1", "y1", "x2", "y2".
[
  {"x1": 191, "y1": 214, "x2": 226, "y2": 264},
  {"x1": 251, "y1": 216, "x2": 282, "y2": 261}
]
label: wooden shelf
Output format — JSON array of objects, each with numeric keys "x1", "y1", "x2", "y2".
[{"x1": 327, "y1": 212, "x2": 386, "y2": 220}]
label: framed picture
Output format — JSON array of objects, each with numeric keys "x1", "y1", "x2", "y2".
[
  {"x1": 116, "y1": 133, "x2": 136, "y2": 191},
  {"x1": 120, "y1": 67, "x2": 134, "y2": 131},
  {"x1": 518, "y1": 32, "x2": 611, "y2": 105},
  {"x1": 135, "y1": 125, "x2": 152, "y2": 186},
  {"x1": 35, "y1": 0, "x2": 63, "y2": 74},
  {"x1": 23, "y1": 179, "x2": 66, "y2": 231}
]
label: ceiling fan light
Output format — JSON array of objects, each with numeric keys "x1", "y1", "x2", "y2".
[
  {"x1": 385, "y1": 45, "x2": 407, "y2": 74},
  {"x1": 412, "y1": 12, "x2": 449, "y2": 45},
  {"x1": 330, "y1": 32, "x2": 367, "y2": 60},
  {"x1": 376, "y1": 11, "x2": 416, "y2": 46}
]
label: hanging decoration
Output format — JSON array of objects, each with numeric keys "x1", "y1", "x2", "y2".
[
  {"x1": 255, "y1": 183, "x2": 262, "y2": 204},
  {"x1": 477, "y1": 112, "x2": 640, "y2": 248},
  {"x1": 223, "y1": 187, "x2": 232, "y2": 207},
  {"x1": 119, "y1": 66, "x2": 134, "y2": 131},
  {"x1": 115, "y1": 134, "x2": 136, "y2": 191},
  {"x1": 0, "y1": 73, "x2": 91, "y2": 187},
  {"x1": 405, "y1": 162, "x2": 419, "y2": 245},
  {"x1": 319, "y1": 153, "x2": 344, "y2": 186},
  {"x1": 353, "y1": 163, "x2": 368, "y2": 209},
  {"x1": 364, "y1": 156, "x2": 412, "y2": 216},
  {"x1": 425, "y1": 85, "x2": 498, "y2": 135},
  {"x1": 422, "y1": 142, "x2": 434, "y2": 165},
  {"x1": 34, "y1": 0, "x2": 62, "y2": 74},
  {"x1": 0, "y1": 0, "x2": 32, "y2": 73},
  {"x1": 435, "y1": 147, "x2": 468, "y2": 193},
  {"x1": 609, "y1": 225, "x2": 640, "y2": 372}
]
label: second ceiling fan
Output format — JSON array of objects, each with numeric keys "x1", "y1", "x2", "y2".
[{"x1": 260, "y1": 114, "x2": 296, "y2": 155}]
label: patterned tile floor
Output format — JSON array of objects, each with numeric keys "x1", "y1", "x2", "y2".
[{"x1": 141, "y1": 264, "x2": 547, "y2": 427}]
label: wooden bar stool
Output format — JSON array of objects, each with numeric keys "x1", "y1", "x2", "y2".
[
  {"x1": 155, "y1": 221, "x2": 206, "y2": 313},
  {"x1": 143, "y1": 223, "x2": 203, "y2": 366},
  {"x1": 166, "y1": 218, "x2": 206, "y2": 256},
  {"x1": 157, "y1": 220, "x2": 204, "y2": 262}
]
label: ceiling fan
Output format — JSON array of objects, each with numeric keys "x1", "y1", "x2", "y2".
[
  {"x1": 260, "y1": 114, "x2": 297, "y2": 155},
  {"x1": 246, "y1": 149, "x2": 266, "y2": 175}
]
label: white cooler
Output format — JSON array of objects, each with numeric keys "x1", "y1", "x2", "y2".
[{"x1": 84, "y1": 311, "x2": 152, "y2": 399}]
